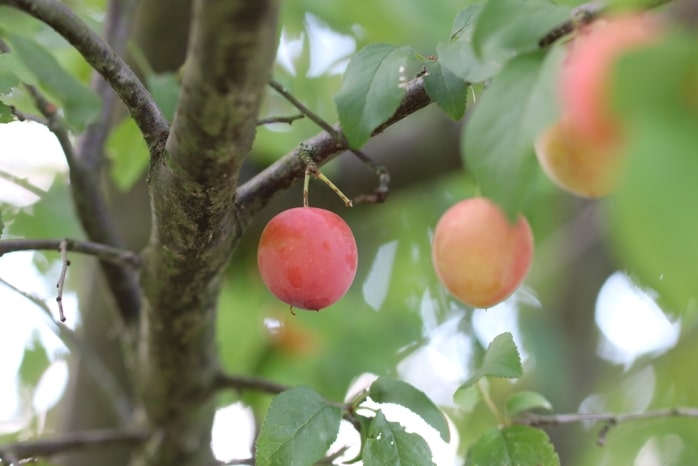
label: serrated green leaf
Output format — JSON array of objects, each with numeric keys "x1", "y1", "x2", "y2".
[
  {"x1": 505, "y1": 391, "x2": 553, "y2": 417},
  {"x1": 424, "y1": 60, "x2": 468, "y2": 120},
  {"x1": 255, "y1": 386, "x2": 341, "y2": 466},
  {"x1": 450, "y1": 4, "x2": 484, "y2": 41},
  {"x1": 106, "y1": 118, "x2": 150, "y2": 191},
  {"x1": 362, "y1": 411, "x2": 435, "y2": 466},
  {"x1": 5, "y1": 33, "x2": 100, "y2": 130},
  {"x1": 369, "y1": 377, "x2": 450, "y2": 442},
  {"x1": 472, "y1": 0, "x2": 570, "y2": 59},
  {"x1": 335, "y1": 44, "x2": 417, "y2": 147},
  {"x1": 467, "y1": 425, "x2": 560, "y2": 466},
  {"x1": 463, "y1": 48, "x2": 562, "y2": 218},
  {"x1": 459, "y1": 332, "x2": 522, "y2": 391},
  {"x1": 0, "y1": 100, "x2": 13, "y2": 123},
  {"x1": 147, "y1": 73, "x2": 179, "y2": 121},
  {"x1": 18, "y1": 332, "x2": 51, "y2": 387}
]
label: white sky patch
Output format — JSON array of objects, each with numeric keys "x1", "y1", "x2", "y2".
[
  {"x1": 276, "y1": 13, "x2": 355, "y2": 78},
  {"x1": 362, "y1": 240, "x2": 398, "y2": 311},
  {"x1": 472, "y1": 293, "x2": 529, "y2": 361},
  {"x1": 305, "y1": 14, "x2": 355, "y2": 77},
  {"x1": 0, "y1": 121, "x2": 66, "y2": 206},
  {"x1": 595, "y1": 271, "x2": 680, "y2": 366},
  {"x1": 211, "y1": 402, "x2": 256, "y2": 462}
]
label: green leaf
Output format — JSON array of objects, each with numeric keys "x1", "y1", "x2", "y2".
[
  {"x1": 437, "y1": 40, "x2": 504, "y2": 84},
  {"x1": 5, "y1": 33, "x2": 100, "y2": 130},
  {"x1": 255, "y1": 386, "x2": 342, "y2": 466},
  {"x1": 466, "y1": 425, "x2": 560, "y2": 466},
  {"x1": 462, "y1": 48, "x2": 562, "y2": 218},
  {"x1": 362, "y1": 411, "x2": 435, "y2": 466},
  {"x1": 369, "y1": 377, "x2": 450, "y2": 442},
  {"x1": 423, "y1": 60, "x2": 468, "y2": 120},
  {"x1": 335, "y1": 44, "x2": 417, "y2": 147},
  {"x1": 106, "y1": 118, "x2": 150, "y2": 191},
  {"x1": 0, "y1": 53, "x2": 21, "y2": 93},
  {"x1": 18, "y1": 332, "x2": 51, "y2": 387},
  {"x1": 471, "y1": 0, "x2": 570, "y2": 60},
  {"x1": 10, "y1": 178, "x2": 82, "y2": 239},
  {"x1": 609, "y1": 34, "x2": 698, "y2": 314},
  {"x1": 505, "y1": 391, "x2": 553, "y2": 417},
  {"x1": 458, "y1": 332, "x2": 522, "y2": 391},
  {"x1": 450, "y1": 4, "x2": 484, "y2": 41},
  {"x1": 147, "y1": 73, "x2": 179, "y2": 121},
  {"x1": 0, "y1": 100, "x2": 13, "y2": 123}
]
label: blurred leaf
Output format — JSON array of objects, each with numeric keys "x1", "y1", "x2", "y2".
[
  {"x1": 463, "y1": 48, "x2": 561, "y2": 218},
  {"x1": 438, "y1": 4, "x2": 504, "y2": 83},
  {"x1": 458, "y1": 332, "x2": 522, "y2": 391},
  {"x1": 369, "y1": 377, "x2": 450, "y2": 442},
  {"x1": 0, "y1": 100, "x2": 12, "y2": 122},
  {"x1": 609, "y1": 33, "x2": 698, "y2": 313},
  {"x1": 4, "y1": 32, "x2": 100, "y2": 130},
  {"x1": 423, "y1": 60, "x2": 468, "y2": 120},
  {"x1": 450, "y1": 4, "x2": 483, "y2": 40},
  {"x1": 18, "y1": 332, "x2": 51, "y2": 387},
  {"x1": 505, "y1": 390, "x2": 553, "y2": 417},
  {"x1": 472, "y1": 0, "x2": 570, "y2": 59},
  {"x1": 147, "y1": 73, "x2": 179, "y2": 121},
  {"x1": 466, "y1": 425, "x2": 560, "y2": 466},
  {"x1": 106, "y1": 118, "x2": 150, "y2": 191},
  {"x1": 453, "y1": 383, "x2": 482, "y2": 412},
  {"x1": 255, "y1": 386, "x2": 341, "y2": 466},
  {"x1": 0, "y1": 209, "x2": 4, "y2": 236},
  {"x1": 335, "y1": 44, "x2": 417, "y2": 147},
  {"x1": 10, "y1": 178, "x2": 82, "y2": 238},
  {"x1": 362, "y1": 411, "x2": 436, "y2": 466},
  {"x1": 0, "y1": 53, "x2": 20, "y2": 93}
]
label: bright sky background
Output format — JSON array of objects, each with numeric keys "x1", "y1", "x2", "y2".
[{"x1": 0, "y1": 12, "x2": 684, "y2": 464}]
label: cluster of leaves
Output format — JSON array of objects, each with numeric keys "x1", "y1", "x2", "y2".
[{"x1": 255, "y1": 333, "x2": 558, "y2": 465}]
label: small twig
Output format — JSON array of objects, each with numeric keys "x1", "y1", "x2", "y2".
[
  {"x1": 268, "y1": 79, "x2": 344, "y2": 142},
  {"x1": 349, "y1": 149, "x2": 390, "y2": 205},
  {"x1": 212, "y1": 373, "x2": 290, "y2": 396},
  {"x1": 515, "y1": 407, "x2": 698, "y2": 445},
  {"x1": 0, "y1": 238, "x2": 142, "y2": 268},
  {"x1": 0, "y1": 428, "x2": 149, "y2": 463},
  {"x1": 0, "y1": 168, "x2": 47, "y2": 197},
  {"x1": 269, "y1": 79, "x2": 391, "y2": 204},
  {"x1": 256, "y1": 114, "x2": 305, "y2": 126},
  {"x1": 55, "y1": 240, "x2": 69, "y2": 322},
  {"x1": 538, "y1": 1, "x2": 606, "y2": 47}
]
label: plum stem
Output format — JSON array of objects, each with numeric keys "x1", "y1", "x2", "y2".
[{"x1": 300, "y1": 147, "x2": 353, "y2": 207}]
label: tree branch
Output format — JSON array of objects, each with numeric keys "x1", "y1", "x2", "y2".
[
  {"x1": 137, "y1": 0, "x2": 280, "y2": 465},
  {"x1": 0, "y1": 238, "x2": 141, "y2": 267},
  {"x1": 516, "y1": 407, "x2": 698, "y2": 446},
  {"x1": 235, "y1": 77, "x2": 431, "y2": 225},
  {"x1": 0, "y1": 0, "x2": 168, "y2": 151},
  {"x1": 212, "y1": 373, "x2": 289, "y2": 396},
  {"x1": 0, "y1": 428, "x2": 149, "y2": 463}
]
